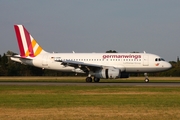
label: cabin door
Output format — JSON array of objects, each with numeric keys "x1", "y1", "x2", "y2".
[
  {"x1": 143, "y1": 55, "x2": 149, "y2": 66},
  {"x1": 42, "y1": 55, "x2": 48, "y2": 68}
]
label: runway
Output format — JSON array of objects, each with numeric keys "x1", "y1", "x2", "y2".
[{"x1": 0, "y1": 82, "x2": 180, "y2": 87}]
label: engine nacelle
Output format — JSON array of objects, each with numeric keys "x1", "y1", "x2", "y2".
[{"x1": 94, "y1": 67, "x2": 121, "y2": 79}]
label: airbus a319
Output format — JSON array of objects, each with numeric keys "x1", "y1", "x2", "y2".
[{"x1": 10, "y1": 25, "x2": 172, "y2": 82}]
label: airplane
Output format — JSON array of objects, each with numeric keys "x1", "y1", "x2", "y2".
[{"x1": 10, "y1": 25, "x2": 172, "y2": 83}]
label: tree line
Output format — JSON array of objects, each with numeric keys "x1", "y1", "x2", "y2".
[{"x1": 0, "y1": 51, "x2": 179, "y2": 77}]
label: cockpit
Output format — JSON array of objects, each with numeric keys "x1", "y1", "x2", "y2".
[{"x1": 155, "y1": 58, "x2": 165, "y2": 61}]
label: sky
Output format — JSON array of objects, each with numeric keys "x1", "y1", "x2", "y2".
[{"x1": 0, "y1": 0, "x2": 180, "y2": 61}]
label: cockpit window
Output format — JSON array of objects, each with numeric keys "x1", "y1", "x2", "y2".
[
  {"x1": 160, "y1": 58, "x2": 165, "y2": 61},
  {"x1": 155, "y1": 58, "x2": 165, "y2": 61}
]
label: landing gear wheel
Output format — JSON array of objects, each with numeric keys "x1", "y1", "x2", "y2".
[
  {"x1": 94, "y1": 77, "x2": 100, "y2": 82},
  {"x1": 86, "y1": 77, "x2": 92, "y2": 82},
  {"x1": 144, "y1": 73, "x2": 149, "y2": 83},
  {"x1": 145, "y1": 78, "x2": 149, "y2": 83}
]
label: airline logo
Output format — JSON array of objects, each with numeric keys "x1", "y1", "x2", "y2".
[
  {"x1": 14, "y1": 25, "x2": 43, "y2": 57},
  {"x1": 155, "y1": 63, "x2": 160, "y2": 66},
  {"x1": 102, "y1": 55, "x2": 141, "y2": 59}
]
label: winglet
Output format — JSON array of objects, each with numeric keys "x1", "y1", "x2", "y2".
[{"x1": 14, "y1": 25, "x2": 47, "y2": 57}]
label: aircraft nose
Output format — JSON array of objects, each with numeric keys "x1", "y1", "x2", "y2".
[{"x1": 165, "y1": 62, "x2": 172, "y2": 69}]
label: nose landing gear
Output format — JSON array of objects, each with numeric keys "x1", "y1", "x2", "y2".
[{"x1": 144, "y1": 73, "x2": 149, "y2": 83}]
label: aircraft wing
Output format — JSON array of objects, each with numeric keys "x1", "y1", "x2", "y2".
[{"x1": 56, "y1": 60, "x2": 103, "y2": 72}]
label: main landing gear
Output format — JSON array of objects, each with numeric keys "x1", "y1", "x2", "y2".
[
  {"x1": 86, "y1": 77, "x2": 92, "y2": 82},
  {"x1": 144, "y1": 73, "x2": 149, "y2": 83},
  {"x1": 94, "y1": 77, "x2": 100, "y2": 82},
  {"x1": 86, "y1": 77, "x2": 100, "y2": 83},
  {"x1": 85, "y1": 74, "x2": 150, "y2": 83}
]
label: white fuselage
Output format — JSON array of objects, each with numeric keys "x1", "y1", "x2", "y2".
[{"x1": 11, "y1": 52, "x2": 171, "y2": 73}]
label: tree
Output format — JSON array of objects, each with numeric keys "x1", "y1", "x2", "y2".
[
  {"x1": 177, "y1": 56, "x2": 179, "y2": 67},
  {"x1": 131, "y1": 51, "x2": 140, "y2": 53},
  {"x1": 106, "y1": 50, "x2": 117, "y2": 53}
]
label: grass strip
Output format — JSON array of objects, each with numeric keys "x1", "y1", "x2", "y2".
[
  {"x1": 0, "y1": 77, "x2": 180, "y2": 82},
  {"x1": 0, "y1": 85, "x2": 180, "y2": 120}
]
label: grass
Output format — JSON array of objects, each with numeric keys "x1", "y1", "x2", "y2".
[
  {"x1": 0, "y1": 83, "x2": 180, "y2": 120},
  {"x1": 0, "y1": 76, "x2": 180, "y2": 82}
]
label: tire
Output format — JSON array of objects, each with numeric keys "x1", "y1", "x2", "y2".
[
  {"x1": 86, "y1": 77, "x2": 92, "y2": 82},
  {"x1": 145, "y1": 78, "x2": 149, "y2": 83},
  {"x1": 94, "y1": 77, "x2": 100, "y2": 82}
]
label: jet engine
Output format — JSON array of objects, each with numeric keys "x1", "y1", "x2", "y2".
[{"x1": 94, "y1": 67, "x2": 121, "y2": 79}]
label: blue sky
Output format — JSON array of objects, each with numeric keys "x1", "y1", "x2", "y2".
[{"x1": 0, "y1": 0, "x2": 180, "y2": 61}]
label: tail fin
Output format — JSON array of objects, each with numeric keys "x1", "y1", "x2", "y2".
[{"x1": 14, "y1": 25, "x2": 47, "y2": 57}]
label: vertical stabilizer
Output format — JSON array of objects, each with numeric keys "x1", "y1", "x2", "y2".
[{"x1": 14, "y1": 25, "x2": 47, "y2": 57}]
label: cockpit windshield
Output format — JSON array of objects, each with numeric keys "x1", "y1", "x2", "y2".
[{"x1": 155, "y1": 58, "x2": 165, "y2": 61}]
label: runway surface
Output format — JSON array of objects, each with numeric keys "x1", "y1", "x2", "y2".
[{"x1": 0, "y1": 82, "x2": 180, "y2": 87}]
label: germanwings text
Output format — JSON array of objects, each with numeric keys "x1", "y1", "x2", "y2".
[{"x1": 102, "y1": 55, "x2": 141, "y2": 59}]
